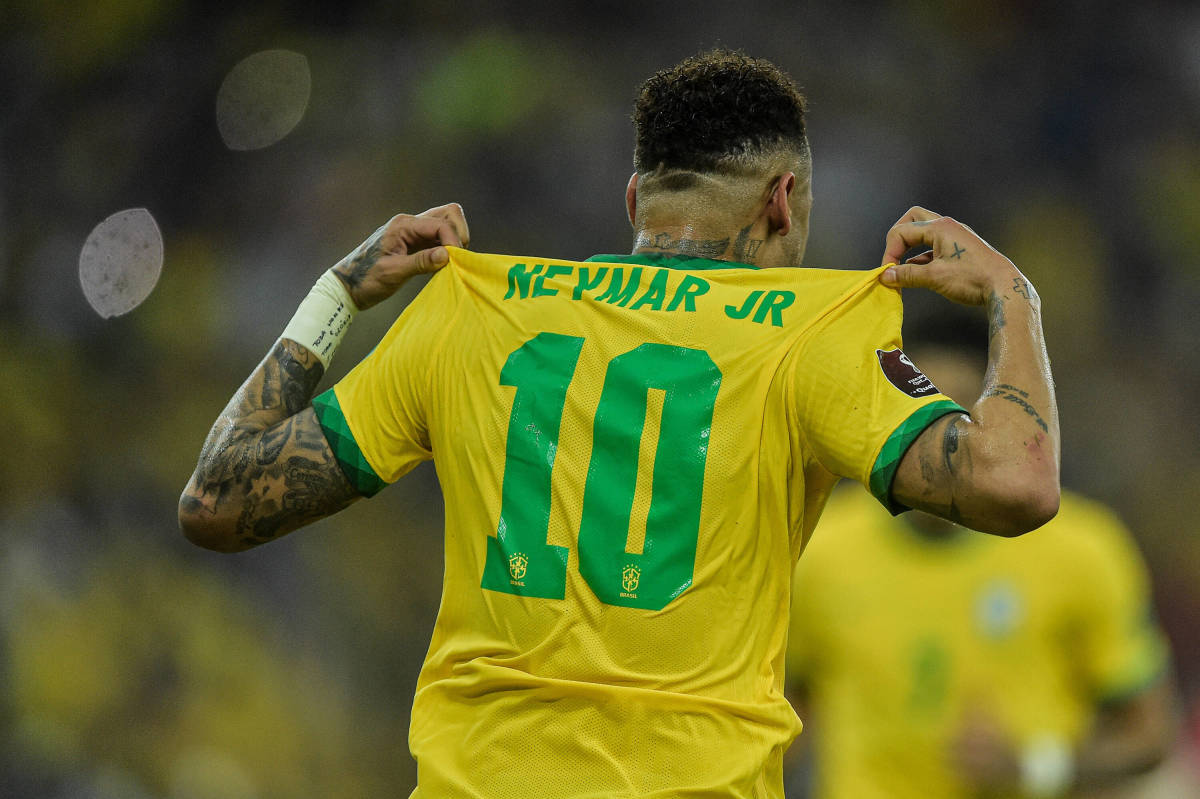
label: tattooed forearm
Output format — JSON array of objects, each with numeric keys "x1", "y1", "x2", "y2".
[
  {"x1": 635, "y1": 231, "x2": 731, "y2": 259},
  {"x1": 987, "y1": 292, "x2": 1007, "y2": 340},
  {"x1": 334, "y1": 229, "x2": 384, "y2": 289},
  {"x1": 984, "y1": 386, "x2": 1050, "y2": 432},
  {"x1": 183, "y1": 339, "x2": 359, "y2": 549}
]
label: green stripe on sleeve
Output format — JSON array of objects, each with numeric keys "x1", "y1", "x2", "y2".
[
  {"x1": 869, "y1": 400, "x2": 966, "y2": 514},
  {"x1": 311, "y1": 389, "x2": 388, "y2": 498}
]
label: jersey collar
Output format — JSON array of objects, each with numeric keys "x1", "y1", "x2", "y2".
[{"x1": 585, "y1": 252, "x2": 759, "y2": 271}]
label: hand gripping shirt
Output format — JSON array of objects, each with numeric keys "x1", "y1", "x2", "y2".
[{"x1": 312, "y1": 248, "x2": 964, "y2": 799}]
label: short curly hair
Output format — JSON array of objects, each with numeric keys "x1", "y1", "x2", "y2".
[{"x1": 633, "y1": 49, "x2": 809, "y2": 176}]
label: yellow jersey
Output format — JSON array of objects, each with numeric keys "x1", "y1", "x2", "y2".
[
  {"x1": 788, "y1": 488, "x2": 1169, "y2": 799},
  {"x1": 312, "y1": 248, "x2": 963, "y2": 798}
]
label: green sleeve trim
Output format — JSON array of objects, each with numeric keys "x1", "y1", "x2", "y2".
[
  {"x1": 868, "y1": 400, "x2": 967, "y2": 514},
  {"x1": 1095, "y1": 631, "x2": 1171, "y2": 708},
  {"x1": 311, "y1": 389, "x2": 388, "y2": 498}
]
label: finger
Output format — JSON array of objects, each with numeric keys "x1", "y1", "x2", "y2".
[
  {"x1": 881, "y1": 220, "x2": 939, "y2": 266},
  {"x1": 392, "y1": 216, "x2": 464, "y2": 251},
  {"x1": 378, "y1": 245, "x2": 450, "y2": 277},
  {"x1": 880, "y1": 260, "x2": 950, "y2": 290},
  {"x1": 420, "y1": 203, "x2": 470, "y2": 248},
  {"x1": 905, "y1": 249, "x2": 935, "y2": 265},
  {"x1": 881, "y1": 207, "x2": 942, "y2": 266},
  {"x1": 891, "y1": 205, "x2": 941, "y2": 226}
]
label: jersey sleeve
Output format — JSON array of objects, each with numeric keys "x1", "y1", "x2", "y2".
[
  {"x1": 1067, "y1": 502, "x2": 1169, "y2": 703},
  {"x1": 790, "y1": 274, "x2": 966, "y2": 512},
  {"x1": 311, "y1": 268, "x2": 459, "y2": 496}
]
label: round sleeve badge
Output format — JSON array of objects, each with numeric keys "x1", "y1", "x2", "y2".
[{"x1": 876, "y1": 349, "x2": 940, "y2": 398}]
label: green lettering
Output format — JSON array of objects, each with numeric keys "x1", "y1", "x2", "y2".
[
  {"x1": 572, "y1": 267, "x2": 609, "y2": 300},
  {"x1": 753, "y1": 290, "x2": 795, "y2": 327},
  {"x1": 578, "y1": 344, "x2": 721, "y2": 610},
  {"x1": 629, "y1": 268, "x2": 670, "y2": 311},
  {"x1": 532, "y1": 264, "x2": 573, "y2": 297},
  {"x1": 594, "y1": 267, "x2": 643, "y2": 306},
  {"x1": 482, "y1": 332, "x2": 583, "y2": 599},
  {"x1": 666, "y1": 275, "x2": 710, "y2": 312},
  {"x1": 725, "y1": 290, "x2": 764, "y2": 319},
  {"x1": 504, "y1": 263, "x2": 544, "y2": 300}
]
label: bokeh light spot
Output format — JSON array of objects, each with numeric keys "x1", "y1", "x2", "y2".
[
  {"x1": 79, "y1": 208, "x2": 164, "y2": 319},
  {"x1": 216, "y1": 49, "x2": 311, "y2": 151}
]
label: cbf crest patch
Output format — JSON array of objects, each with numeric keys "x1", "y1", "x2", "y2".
[
  {"x1": 876, "y1": 349, "x2": 939, "y2": 398},
  {"x1": 508, "y1": 552, "x2": 528, "y2": 585},
  {"x1": 621, "y1": 564, "x2": 641, "y2": 596},
  {"x1": 974, "y1": 580, "x2": 1024, "y2": 639}
]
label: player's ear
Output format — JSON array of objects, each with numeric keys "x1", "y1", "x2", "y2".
[
  {"x1": 625, "y1": 173, "x2": 639, "y2": 228},
  {"x1": 767, "y1": 172, "x2": 795, "y2": 237}
]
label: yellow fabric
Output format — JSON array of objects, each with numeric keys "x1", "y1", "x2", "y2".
[
  {"x1": 324, "y1": 248, "x2": 960, "y2": 798},
  {"x1": 788, "y1": 488, "x2": 1168, "y2": 799}
]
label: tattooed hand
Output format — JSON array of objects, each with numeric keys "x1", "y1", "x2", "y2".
[
  {"x1": 333, "y1": 203, "x2": 470, "y2": 310},
  {"x1": 877, "y1": 206, "x2": 1034, "y2": 309}
]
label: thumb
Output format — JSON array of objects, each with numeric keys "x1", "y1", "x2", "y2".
[
  {"x1": 410, "y1": 246, "x2": 450, "y2": 275},
  {"x1": 880, "y1": 261, "x2": 941, "y2": 289}
]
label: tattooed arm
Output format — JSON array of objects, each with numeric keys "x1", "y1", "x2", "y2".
[
  {"x1": 179, "y1": 204, "x2": 469, "y2": 551},
  {"x1": 878, "y1": 206, "x2": 1060, "y2": 536}
]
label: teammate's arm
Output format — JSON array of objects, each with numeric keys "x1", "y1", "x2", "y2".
[
  {"x1": 178, "y1": 205, "x2": 468, "y2": 552},
  {"x1": 880, "y1": 206, "x2": 1060, "y2": 536},
  {"x1": 1072, "y1": 673, "x2": 1175, "y2": 790},
  {"x1": 951, "y1": 672, "x2": 1175, "y2": 794}
]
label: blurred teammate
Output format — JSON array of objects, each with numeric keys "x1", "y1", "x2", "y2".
[
  {"x1": 786, "y1": 336, "x2": 1174, "y2": 799},
  {"x1": 180, "y1": 51, "x2": 1060, "y2": 797}
]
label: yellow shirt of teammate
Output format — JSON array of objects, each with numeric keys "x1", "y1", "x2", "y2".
[
  {"x1": 788, "y1": 487, "x2": 1168, "y2": 799},
  {"x1": 312, "y1": 248, "x2": 963, "y2": 798}
]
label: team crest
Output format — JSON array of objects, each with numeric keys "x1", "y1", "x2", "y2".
[
  {"x1": 974, "y1": 580, "x2": 1024, "y2": 639},
  {"x1": 508, "y1": 552, "x2": 528, "y2": 582},
  {"x1": 621, "y1": 564, "x2": 641, "y2": 593},
  {"x1": 876, "y1": 349, "x2": 939, "y2": 398}
]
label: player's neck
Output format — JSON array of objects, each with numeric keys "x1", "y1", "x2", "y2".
[{"x1": 632, "y1": 222, "x2": 775, "y2": 267}]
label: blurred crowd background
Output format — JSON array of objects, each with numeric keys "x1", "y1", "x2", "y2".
[{"x1": 2, "y1": 1, "x2": 1199, "y2": 796}]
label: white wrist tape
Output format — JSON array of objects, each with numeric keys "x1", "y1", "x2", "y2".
[
  {"x1": 1020, "y1": 735, "x2": 1075, "y2": 797},
  {"x1": 280, "y1": 270, "x2": 358, "y2": 369}
]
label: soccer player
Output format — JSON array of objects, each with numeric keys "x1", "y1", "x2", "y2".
[
  {"x1": 180, "y1": 50, "x2": 1060, "y2": 797},
  {"x1": 786, "y1": 338, "x2": 1174, "y2": 799}
]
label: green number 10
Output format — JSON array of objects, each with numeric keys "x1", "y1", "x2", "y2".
[{"x1": 482, "y1": 332, "x2": 722, "y2": 610}]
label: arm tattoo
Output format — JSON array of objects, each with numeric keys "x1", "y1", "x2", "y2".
[
  {"x1": 987, "y1": 292, "x2": 1007, "y2": 340},
  {"x1": 635, "y1": 231, "x2": 731, "y2": 259},
  {"x1": 942, "y1": 416, "x2": 962, "y2": 474},
  {"x1": 1012, "y1": 276, "x2": 1036, "y2": 302},
  {"x1": 335, "y1": 229, "x2": 384, "y2": 289},
  {"x1": 186, "y1": 339, "x2": 358, "y2": 546},
  {"x1": 984, "y1": 385, "x2": 1050, "y2": 432}
]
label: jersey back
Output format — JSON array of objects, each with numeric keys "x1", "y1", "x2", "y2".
[{"x1": 313, "y1": 248, "x2": 962, "y2": 798}]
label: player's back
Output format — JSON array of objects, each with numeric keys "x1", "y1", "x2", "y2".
[{"x1": 315, "y1": 248, "x2": 963, "y2": 798}]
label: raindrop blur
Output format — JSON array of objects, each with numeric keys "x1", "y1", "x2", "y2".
[
  {"x1": 216, "y1": 49, "x2": 311, "y2": 151},
  {"x1": 79, "y1": 208, "x2": 163, "y2": 318}
]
